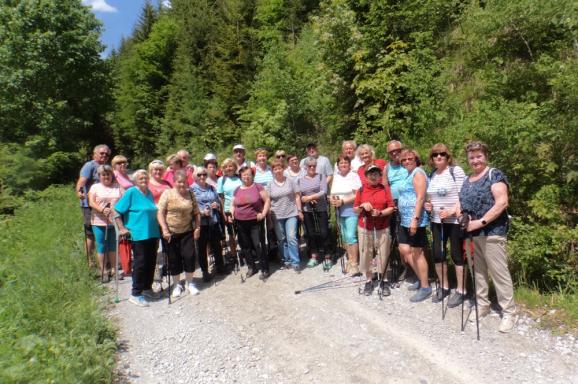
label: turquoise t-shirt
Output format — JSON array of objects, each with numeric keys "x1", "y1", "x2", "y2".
[
  {"x1": 398, "y1": 168, "x2": 429, "y2": 228},
  {"x1": 217, "y1": 175, "x2": 242, "y2": 212},
  {"x1": 114, "y1": 187, "x2": 160, "y2": 241},
  {"x1": 387, "y1": 163, "x2": 408, "y2": 200}
]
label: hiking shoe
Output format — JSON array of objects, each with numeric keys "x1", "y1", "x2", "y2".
[
  {"x1": 171, "y1": 284, "x2": 183, "y2": 298},
  {"x1": 322, "y1": 258, "x2": 333, "y2": 271},
  {"x1": 432, "y1": 288, "x2": 451, "y2": 303},
  {"x1": 498, "y1": 314, "x2": 518, "y2": 333},
  {"x1": 187, "y1": 283, "x2": 200, "y2": 296},
  {"x1": 407, "y1": 281, "x2": 420, "y2": 291},
  {"x1": 246, "y1": 268, "x2": 257, "y2": 278},
  {"x1": 259, "y1": 271, "x2": 270, "y2": 281},
  {"x1": 291, "y1": 264, "x2": 302, "y2": 273},
  {"x1": 202, "y1": 272, "x2": 212, "y2": 282},
  {"x1": 410, "y1": 287, "x2": 432, "y2": 303},
  {"x1": 447, "y1": 292, "x2": 466, "y2": 308},
  {"x1": 363, "y1": 281, "x2": 373, "y2": 296},
  {"x1": 307, "y1": 258, "x2": 319, "y2": 268},
  {"x1": 142, "y1": 289, "x2": 161, "y2": 300},
  {"x1": 129, "y1": 295, "x2": 149, "y2": 307},
  {"x1": 379, "y1": 281, "x2": 391, "y2": 297},
  {"x1": 469, "y1": 305, "x2": 491, "y2": 322}
]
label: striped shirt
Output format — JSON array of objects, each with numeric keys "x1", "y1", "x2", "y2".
[
  {"x1": 426, "y1": 166, "x2": 466, "y2": 224},
  {"x1": 297, "y1": 174, "x2": 327, "y2": 212},
  {"x1": 266, "y1": 178, "x2": 299, "y2": 219},
  {"x1": 254, "y1": 165, "x2": 273, "y2": 186}
]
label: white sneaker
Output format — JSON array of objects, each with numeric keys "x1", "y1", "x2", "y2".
[
  {"x1": 129, "y1": 295, "x2": 149, "y2": 307},
  {"x1": 187, "y1": 283, "x2": 200, "y2": 296},
  {"x1": 171, "y1": 284, "x2": 183, "y2": 298},
  {"x1": 498, "y1": 314, "x2": 518, "y2": 333}
]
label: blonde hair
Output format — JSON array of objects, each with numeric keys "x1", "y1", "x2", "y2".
[
  {"x1": 111, "y1": 155, "x2": 128, "y2": 167},
  {"x1": 427, "y1": 143, "x2": 454, "y2": 167},
  {"x1": 255, "y1": 148, "x2": 268, "y2": 158},
  {"x1": 356, "y1": 144, "x2": 375, "y2": 159},
  {"x1": 221, "y1": 158, "x2": 238, "y2": 172},
  {"x1": 147, "y1": 160, "x2": 165, "y2": 174}
]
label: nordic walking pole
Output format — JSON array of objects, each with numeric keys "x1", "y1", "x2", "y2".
[
  {"x1": 114, "y1": 222, "x2": 120, "y2": 303},
  {"x1": 467, "y1": 234, "x2": 480, "y2": 340},
  {"x1": 373, "y1": 214, "x2": 384, "y2": 299},
  {"x1": 164, "y1": 236, "x2": 172, "y2": 304},
  {"x1": 440, "y1": 207, "x2": 446, "y2": 320},
  {"x1": 230, "y1": 217, "x2": 244, "y2": 283},
  {"x1": 461, "y1": 239, "x2": 468, "y2": 331},
  {"x1": 101, "y1": 204, "x2": 111, "y2": 283},
  {"x1": 334, "y1": 196, "x2": 346, "y2": 275}
]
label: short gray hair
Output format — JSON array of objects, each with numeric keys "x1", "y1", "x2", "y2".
[
  {"x1": 342, "y1": 140, "x2": 357, "y2": 150},
  {"x1": 356, "y1": 144, "x2": 375, "y2": 159},
  {"x1": 304, "y1": 156, "x2": 317, "y2": 166},
  {"x1": 131, "y1": 169, "x2": 148, "y2": 182}
]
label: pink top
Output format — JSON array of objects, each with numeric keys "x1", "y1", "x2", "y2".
[
  {"x1": 148, "y1": 180, "x2": 172, "y2": 205},
  {"x1": 163, "y1": 168, "x2": 195, "y2": 187},
  {"x1": 89, "y1": 183, "x2": 123, "y2": 226},
  {"x1": 114, "y1": 170, "x2": 133, "y2": 190},
  {"x1": 233, "y1": 183, "x2": 264, "y2": 221}
]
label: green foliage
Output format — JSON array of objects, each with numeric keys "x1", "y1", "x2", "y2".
[{"x1": 0, "y1": 187, "x2": 116, "y2": 383}]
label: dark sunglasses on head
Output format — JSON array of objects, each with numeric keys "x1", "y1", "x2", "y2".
[
  {"x1": 431, "y1": 152, "x2": 448, "y2": 158},
  {"x1": 197, "y1": 173, "x2": 208, "y2": 177}
]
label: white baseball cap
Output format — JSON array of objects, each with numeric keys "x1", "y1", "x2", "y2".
[
  {"x1": 233, "y1": 144, "x2": 245, "y2": 151},
  {"x1": 203, "y1": 153, "x2": 217, "y2": 161}
]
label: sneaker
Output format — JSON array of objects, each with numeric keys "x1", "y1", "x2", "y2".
[
  {"x1": 187, "y1": 283, "x2": 200, "y2": 296},
  {"x1": 246, "y1": 268, "x2": 257, "y2": 278},
  {"x1": 280, "y1": 262, "x2": 291, "y2": 270},
  {"x1": 379, "y1": 280, "x2": 391, "y2": 297},
  {"x1": 129, "y1": 295, "x2": 149, "y2": 307},
  {"x1": 348, "y1": 263, "x2": 360, "y2": 277},
  {"x1": 432, "y1": 288, "x2": 451, "y2": 303},
  {"x1": 292, "y1": 264, "x2": 302, "y2": 274},
  {"x1": 307, "y1": 258, "x2": 319, "y2": 268},
  {"x1": 202, "y1": 272, "x2": 212, "y2": 282},
  {"x1": 469, "y1": 305, "x2": 491, "y2": 322},
  {"x1": 142, "y1": 289, "x2": 161, "y2": 300},
  {"x1": 407, "y1": 281, "x2": 420, "y2": 291},
  {"x1": 259, "y1": 271, "x2": 270, "y2": 281},
  {"x1": 322, "y1": 258, "x2": 333, "y2": 271},
  {"x1": 447, "y1": 292, "x2": 466, "y2": 308},
  {"x1": 363, "y1": 281, "x2": 373, "y2": 296},
  {"x1": 410, "y1": 287, "x2": 432, "y2": 303},
  {"x1": 498, "y1": 314, "x2": 518, "y2": 333},
  {"x1": 171, "y1": 284, "x2": 183, "y2": 298}
]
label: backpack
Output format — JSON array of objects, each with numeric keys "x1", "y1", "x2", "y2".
[{"x1": 429, "y1": 166, "x2": 456, "y2": 182}]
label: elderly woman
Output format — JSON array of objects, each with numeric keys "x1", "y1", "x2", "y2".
[
  {"x1": 299, "y1": 156, "x2": 330, "y2": 269},
  {"x1": 357, "y1": 144, "x2": 386, "y2": 187},
  {"x1": 192, "y1": 166, "x2": 227, "y2": 281},
  {"x1": 88, "y1": 165, "x2": 123, "y2": 279},
  {"x1": 458, "y1": 141, "x2": 516, "y2": 333},
  {"x1": 353, "y1": 165, "x2": 395, "y2": 296},
  {"x1": 330, "y1": 155, "x2": 362, "y2": 276},
  {"x1": 285, "y1": 154, "x2": 304, "y2": 182},
  {"x1": 164, "y1": 154, "x2": 194, "y2": 187},
  {"x1": 157, "y1": 171, "x2": 202, "y2": 298},
  {"x1": 203, "y1": 153, "x2": 220, "y2": 188},
  {"x1": 424, "y1": 143, "x2": 467, "y2": 306},
  {"x1": 217, "y1": 158, "x2": 243, "y2": 263},
  {"x1": 231, "y1": 166, "x2": 271, "y2": 279},
  {"x1": 114, "y1": 170, "x2": 161, "y2": 307},
  {"x1": 266, "y1": 159, "x2": 303, "y2": 271},
  {"x1": 398, "y1": 149, "x2": 431, "y2": 303},
  {"x1": 254, "y1": 148, "x2": 273, "y2": 187},
  {"x1": 148, "y1": 160, "x2": 171, "y2": 205},
  {"x1": 112, "y1": 155, "x2": 133, "y2": 190}
]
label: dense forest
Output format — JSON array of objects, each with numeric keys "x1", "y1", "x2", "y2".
[{"x1": 0, "y1": 0, "x2": 576, "y2": 293}]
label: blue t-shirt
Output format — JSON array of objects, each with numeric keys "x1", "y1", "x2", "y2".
[
  {"x1": 398, "y1": 168, "x2": 429, "y2": 228},
  {"x1": 79, "y1": 160, "x2": 100, "y2": 207},
  {"x1": 459, "y1": 168, "x2": 509, "y2": 237},
  {"x1": 191, "y1": 183, "x2": 220, "y2": 226},
  {"x1": 217, "y1": 175, "x2": 243, "y2": 212},
  {"x1": 387, "y1": 163, "x2": 408, "y2": 200},
  {"x1": 254, "y1": 166, "x2": 273, "y2": 187},
  {"x1": 114, "y1": 187, "x2": 160, "y2": 241}
]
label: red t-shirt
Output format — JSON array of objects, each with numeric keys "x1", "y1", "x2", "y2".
[
  {"x1": 357, "y1": 159, "x2": 387, "y2": 187},
  {"x1": 233, "y1": 183, "x2": 264, "y2": 221},
  {"x1": 148, "y1": 180, "x2": 171, "y2": 205},
  {"x1": 354, "y1": 182, "x2": 394, "y2": 230}
]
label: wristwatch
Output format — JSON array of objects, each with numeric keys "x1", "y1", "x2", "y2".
[{"x1": 481, "y1": 219, "x2": 487, "y2": 226}]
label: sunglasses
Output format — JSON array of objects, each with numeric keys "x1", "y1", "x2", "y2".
[
  {"x1": 276, "y1": 155, "x2": 286, "y2": 158},
  {"x1": 197, "y1": 173, "x2": 208, "y2": 177},
  {"x1": 388, "y1": 149, "x2": 401, "y2": 155},
  {"x1": 99, "y1": 152, "x2": 110, "y2": 156},
  {"x1": 307, "y1": 165, "x2": 317, "y2": 168},
  {"x1": 431, "y1": 152, "x2": 448, "y2": 158},
  {"x1": 400, "y1": 158, "x2": 415, "y2": 163}
]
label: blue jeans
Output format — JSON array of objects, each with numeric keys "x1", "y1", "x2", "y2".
[{"x1": 273, "y1": 216, "x2": 299, "y2": 265}]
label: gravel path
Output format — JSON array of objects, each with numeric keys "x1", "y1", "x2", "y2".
[{"x1": 109, "y1": 262, "x2": 578, "y2": 384}]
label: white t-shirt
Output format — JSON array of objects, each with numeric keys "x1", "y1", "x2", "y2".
[
  {"x1": 330, "y1": 171, "x2": 362, "y2": 217},
  {"x1": 333, "y1": 156, "x2": 362, "y2": 173},
  {"x1": 426, "y1": 166, "x2": 466, "y2": 224}
]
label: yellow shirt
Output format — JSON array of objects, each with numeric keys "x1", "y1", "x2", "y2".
[{"x1": 157, "y1": 188, "x2": 200, "y2": 234}]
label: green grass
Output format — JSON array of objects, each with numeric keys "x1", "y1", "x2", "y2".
[
  {"x1": 0, "y1": 186, "x2": 116, "y2": 383},
  {"x1": 515, "y1": 286, "x2": 578, "y2": 337}
]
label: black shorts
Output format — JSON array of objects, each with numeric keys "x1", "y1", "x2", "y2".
[
  {"x1": 397, "y1": 226, "x2": 427, "y2": 248},
  {"x1": 82, "y1": 207, "x2": 94, "y2": 237}
]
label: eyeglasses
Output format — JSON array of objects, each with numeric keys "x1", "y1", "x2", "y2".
[
  {"x1": 197, "y1": 173, "x2": 208, "y2": 177},
  {"x1": 431, "y1": 152, "x2": 447, "y2": 158},
  {"x1": 233, "y1": 149, "x2": 244, "y2": 153},
  {"x1": 276, "y1": 155, "x2": 285, "y2": 158},
  {"x1": 99, "y1": 152, "x2": 110, "y2": 156},
  {"x1": 117, "y1": 161, "x2": 128, "y2": 165},
  {"x1": 307, "y1": 165, "x2": 316, "y2": 168},
  {"x1": 388, "y1": 149, "x2": 401, "y2": 155},
  {"x1": 400, "y1": 157, "x2": 415, "y2": 163}
]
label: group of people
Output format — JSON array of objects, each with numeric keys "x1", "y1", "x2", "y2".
[{"x1": 76, "y1": 138, "x2": 517, "y2": 334}]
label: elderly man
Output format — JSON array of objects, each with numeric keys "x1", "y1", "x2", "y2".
[
  {"x1": 75, "y1": 144, "x2": 111, "y2": 265},
  {"x1": 232, "y1": 144, "x2": 254, "y2": 169},
  {"x1": 334, "y1": 140, "x2": 362, "y2": 173},
  {"x1": 299, "y1": 142, "x2": 333, "y2": 185}
]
